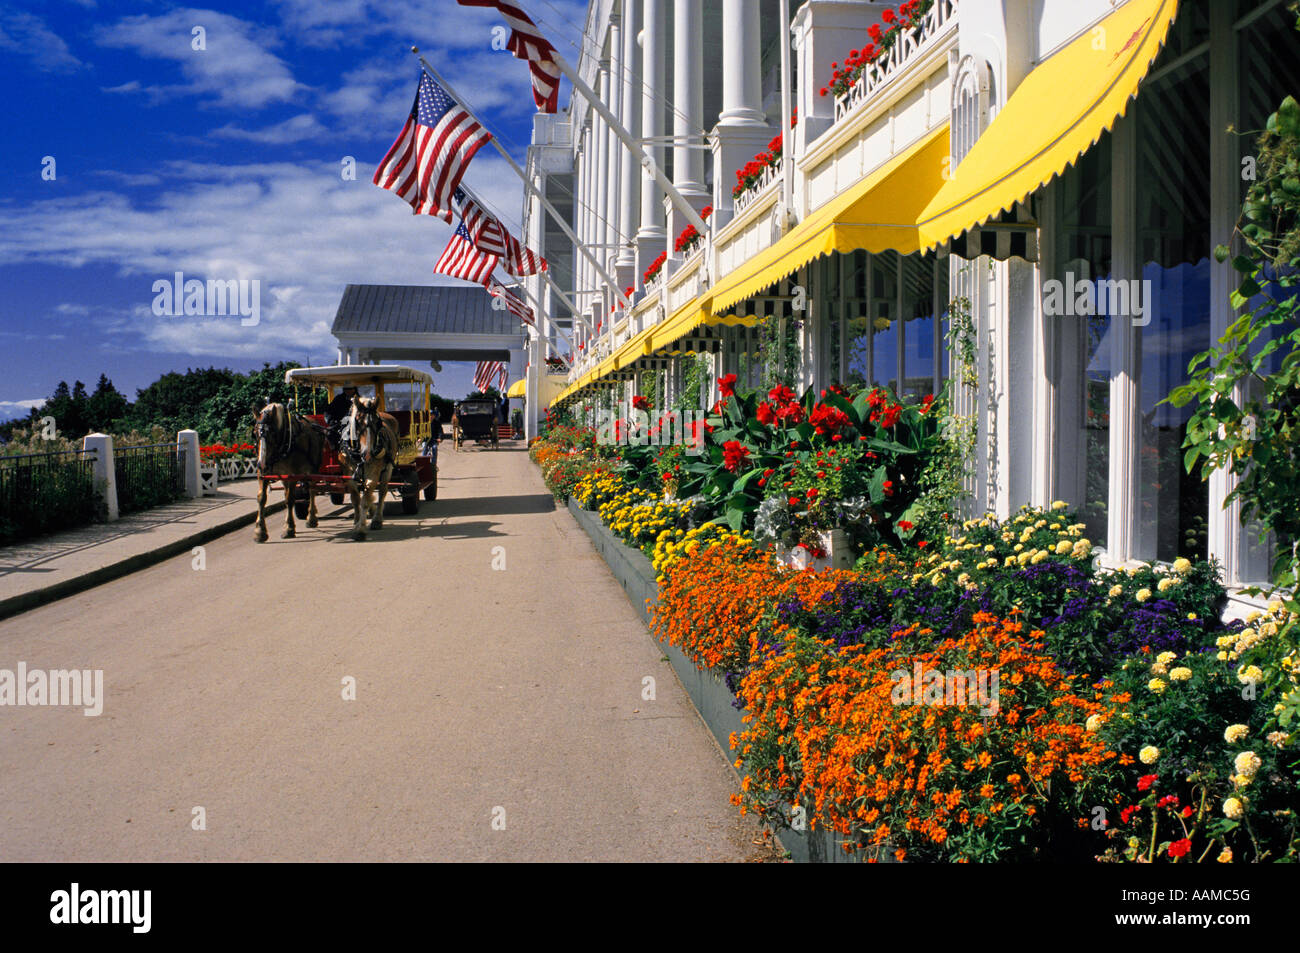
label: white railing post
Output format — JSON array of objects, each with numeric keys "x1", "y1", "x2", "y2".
[
  {"x1": 83, "y1": 433, "x2": 118, "y2": 521},
  {"x1": 177, "y1": 430, "x2": 201, "y2": 499}
]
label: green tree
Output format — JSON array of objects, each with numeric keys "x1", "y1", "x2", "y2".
[
  {"x1": 126, "y1": 366, "x2": 239, "y2": 433},
  {"x1": 1167, "y1": 93, "x2": 1300, "y2": 588},
  {"x1": 85, "y1": 374, "x2": 130, "y2": 433}
]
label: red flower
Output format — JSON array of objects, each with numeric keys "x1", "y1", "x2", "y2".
[
  {"x1": 756, "y1": 401, "x2": 777, "y2": 426},
  {"x1": 719, "y1": 373, "x2": 738, "y2": 398},
  {"x1": 806, "y1": 488, "x2": 818, "y2": 500},
  {"x1": 879, "y1": 404, "x2": 901, "y2": 428},
  {"x1": 788, "y1": 497, "x2": 800, "y2": 506},
  {"x1": 1168, "y1": 838, "x2": 1192, "y2": 859},
  {"x1": 768, "y1": 384, "x2": 796, "y2": 404},
  {"x1": 776, "y1": 402, "x2": 805, "y2": 425},
  {"x1": 1181, "y1": 806, "x2": 1194, "y2": 818},
  {"x1": 868, "y1": 23, "x2": 883, "y2": 43},
  {"x1": 881, "y1": 9, "x2": 896, "y2": 24},
  {"x1": 882, "y1": 480, "x2": 894, "y2": 497},
  {"x1": 920, "y1": 393, "x2": 935, "y2": 414},
  {"x1": 1136, "y1": 774, "x2": 1158, "y2": 792},
  {"x1": 632, "y1": 395, "x2": 650, "y2": 411},
  {"x1": 722, "y1": 440, "x2": 750, "y2": 472},
  {"x1": 917, "y1": 540, "x2": 929, "y2": 548},
  {"x1": 898, "y1": 520, "x2": 914, "y2": 531}
]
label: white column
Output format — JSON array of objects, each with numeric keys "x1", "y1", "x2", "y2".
[
  {"x1": 176, "y1": 428, "x2": 201, "y2": 499},
  {"x1": 83, "y1": 433, "x2": 119, "y2": 519},
  {"x1": 616, "y1": 0, "x2": 641, "y2": 283},
  {"x1": 671, "y1": 0, "x2": 709, "y2": 251},
  {"x1": 636, "y1": 0, "x2": 667, "y2": 285},
  {"x1": 594, "y1": 63, "x2": 611, "y2": 323},
  {"x1": 709, "y1": 0, "x2": 774, "y2": 227},
  {"x1": 719, "y1": 0, "x2": 765, "y2": 126},
  {"x1": 604, "y1": 17, "x2": 621, "y2": 284},
  {"x1": 579, "y1": 122, "x2": 592, "y2": 319}
]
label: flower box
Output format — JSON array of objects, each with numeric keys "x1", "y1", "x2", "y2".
[{"x1": 773, "y1": 528, "x2": 853, "y2": 572}]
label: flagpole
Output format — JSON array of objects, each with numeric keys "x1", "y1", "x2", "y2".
[
  {"x1": 412, "y1": 49, "x2": 632, "y2": 312},
  {"x1": 546, "y1": 47, "x2": 709, "y2": 236},
  {"x1": 456, "y1": 181, "x2": 593, "y2": 336},
  {"x1": 508, "y1": 280, "x2": 575, "y2": 365}
]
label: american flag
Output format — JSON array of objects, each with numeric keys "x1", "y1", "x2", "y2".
[
  {"x1": 474, "y1": 361, "x2": 508, "y2": 393},
  {"x1": 457, "y1": 0, "x2": 560, "y2": 113},
  {"x1": 434, "y1": 222, "x2": 501, "y2": 286},
  {"x1": 457, "y1": 190, "x2": 547, "y2": 277},
  {"x1": 488, "y1": 282, "x2": 535, "y2": 326},
  {"x1": 372, "y1": 72, "x2": 491, "y2": 222}
]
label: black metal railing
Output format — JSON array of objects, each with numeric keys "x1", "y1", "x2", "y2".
[
  {"x1": 0, "y1": 448, "x2": 102, "y2": 544},
  {"x1": 113, "y1": 443, "x2": 184, "y2": 515}
]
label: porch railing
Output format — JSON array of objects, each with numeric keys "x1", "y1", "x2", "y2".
[{"x1": 834, "y1": 0, "x2": 958, "y2": 123}]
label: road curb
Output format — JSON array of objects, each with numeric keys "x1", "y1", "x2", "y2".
[{"x1": 0, "y1": 498, "x2": 286, "y2": 622}]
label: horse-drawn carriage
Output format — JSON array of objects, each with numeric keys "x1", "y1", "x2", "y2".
[
  {"x1": 252, "y1": 365, "x2": 437, "y2": 541},
  {"x1": 452, "y1": 398, "x2": 499, "y2": 449}
]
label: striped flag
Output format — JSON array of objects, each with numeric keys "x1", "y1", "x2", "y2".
[
  {"x1": 488, "y1": 282, "x2": 535, "y2": 326},
  {"x1": 373, "y1": 72, "x2": 491, "y2": 222},
  {"x1": 456, "y1": 0, "x2": 560, "y2": 113},
  {"x1": 474, "y1": 361, "x2": 508, "y2": 392},
  {"x1": 434, "y1": 222, "x2": 500, "y2": 286},
  {"x1": 457, "y1": 190, "x2": 547, "y2": 277}
]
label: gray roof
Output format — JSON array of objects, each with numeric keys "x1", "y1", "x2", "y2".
[{"x1": 331, "y1": 284, "x2": 521, "y2": 336}]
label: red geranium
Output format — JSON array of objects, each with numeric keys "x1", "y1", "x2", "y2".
[
  {"x1": 756, "y1": 401, "x2": 778, "y2": 426},
  {"x1": 1136, "y1": 774, "x2": 1158, "y2": 792},
  {"x1": 768, "y1": 384, "x2": 796, "y2": 404},
  {"x1": 719, "y1": 373, "x2": 738, "y2": 398},
  {"x1": 1167, "y1": 838, "x2": 1192, "y2": 859},
  {"x1": 632, "y1": 395, "x2": 651, "y2": 411}
]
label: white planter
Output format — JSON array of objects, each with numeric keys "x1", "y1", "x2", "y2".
[{"x1": 773, "y1": 529, "x2": 853, "y2": 571}]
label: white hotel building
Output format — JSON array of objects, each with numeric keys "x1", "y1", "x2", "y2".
[{"x1": 517, "y1": 0, "x2": 1299, "y2": 606}]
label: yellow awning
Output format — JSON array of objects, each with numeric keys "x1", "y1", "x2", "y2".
[
  {"x1": 506, "y1": 378, "x2": 526, "y2": 398},
  {"x1": 708, "y1": 123, "x2": 951, "y2": 316},
  {"x1": 917, "y1": 0, "x2": 1178, "y2": 249}
]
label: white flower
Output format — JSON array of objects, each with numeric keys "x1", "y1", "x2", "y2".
[
  {"x1": 1139, "y1": 745, "x2": 1160, "y2": 764},
  {"x1": 1086, "y1": 714, "x2": 1104, "y2": 732}
]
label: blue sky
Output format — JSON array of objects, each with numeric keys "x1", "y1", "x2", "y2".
[{"x1": 0, "y1": 0, "x2": 586, "y2": 419}]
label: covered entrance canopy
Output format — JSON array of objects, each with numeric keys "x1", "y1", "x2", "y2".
[{"x1": 330, "y1": 284, "x2": 528, "y2": 367}]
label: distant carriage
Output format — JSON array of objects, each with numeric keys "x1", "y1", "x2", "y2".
[{"x1": 452, "y1": 399, "x2": 499, "y2": 450}]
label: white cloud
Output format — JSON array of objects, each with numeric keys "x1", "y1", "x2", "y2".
[
  {"x1": 0, "y1": 154, "x2": 530, "y2": 361},
  {"x1": 0, "y1": 9, "x2": 83, "y2": 72},
  {"x1": 0, "y1": 399, "x2": 45, "y2": 421},
  {"x1": 212, "y1": 113, "x2": 329, "y2": 144},
  {"x1": 94, "y1": 8, "x2": 301, "y2": 109}
]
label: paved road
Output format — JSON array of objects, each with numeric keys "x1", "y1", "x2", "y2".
[{"x1": 0, "y1": 443, "x2": 763, "y2": 862}]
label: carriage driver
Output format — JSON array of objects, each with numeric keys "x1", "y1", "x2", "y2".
[{"x1": 324, "y1": 385, "x2": 359, "y2": 450}]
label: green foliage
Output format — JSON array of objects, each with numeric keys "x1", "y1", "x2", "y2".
[
  {"x1": 123, "y1": 367, "x2": 239, "y2": 435},
  {"x1": 194, "y1": 362, "x2": 322, "y2": 442},
  {"x1": 0, "y1": 453, "x2": 105, "y2": 544},
  {"x1": 1167, "y1": 92, "x2": 1300, "y2": 588}
]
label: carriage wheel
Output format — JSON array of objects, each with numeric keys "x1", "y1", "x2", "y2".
[
  {"x1": 423, "y1": 472, "x2": 437, "y2": 500},
  {"x1": 292, "y1": 486, "x2": 310, "y2": 520},
  {"x1": 329, "y1": 492, "x2": 345, "y2": 505},
  {"x1": 400, "y1": 471, "x2": 420, "y2": 514}
]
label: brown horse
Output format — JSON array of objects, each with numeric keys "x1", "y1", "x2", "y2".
[
  {"x1": 252, "y1": 402, "x2": 342, "y2": 541},
  {"x1": 347, "y1": 394, "x2": 400, "y2": 536}
]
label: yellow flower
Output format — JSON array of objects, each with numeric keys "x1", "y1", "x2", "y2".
[
  {"x1": 1172, "y1": 557, "x2": 1192, "y2": 574},
  {"x1": 1135, "y1": 588, "x2": 1152, "y2": 603},
  {"x1": 1051, "y1": 500, "x2": 1067, "y2": 510},
  {"x1": 1169, "y1": 667, "x2": 1192, "y2": 682},
  {"x1": 1055, "y1": 540, "x2": 1072, "y2": 555},
  {"x1": 1157, "y1": 576, "x2": 1178, "y2": 593},
  {"x1": 1085, "y1": 714, "x2": 1104, "y2": 732},
  {"x1": 1139, "y1": 745, "x2": 1159, "y2": 764},
  {"x1": 1223, "y1": 724, "x2": 1249, "y2": 743},
  {"x1": 1156, "y1": 651, "x2": 1177, "y2": 665},
  {"x1": 1233, "y1": 751, "x2": 1261, "y2": 778},
  {"x1": 1222, "y1": 797, "x2": 1244, "y2": 819},
  {"x1": 1108, "y1": 585, "x2": 1124, "y2": 598},
  {"x1": 1216, "y1": 847, "x2": 1233, "y2": 863},
  {"x1": 1237, "y1": 665, "x2": 1263, "y2": 685},
  {"x1": 1147, "y1": 679, "x2": 1166, "y2": 695}
]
